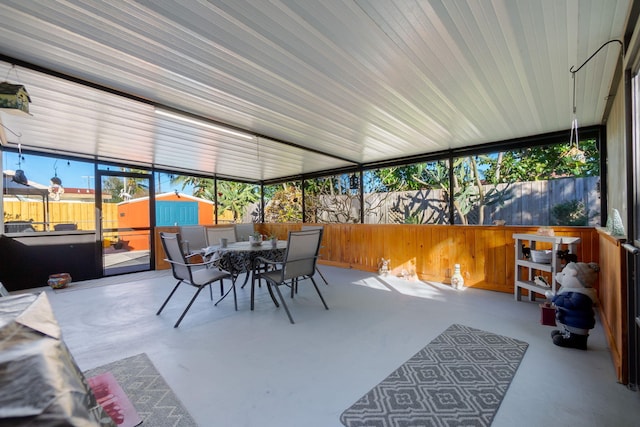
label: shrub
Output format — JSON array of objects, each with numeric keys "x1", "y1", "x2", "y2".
[{"x1": 551, "y1": 199, "x2": 588, "y2": 226}]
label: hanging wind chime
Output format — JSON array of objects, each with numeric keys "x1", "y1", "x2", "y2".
[
  {"x1": 48, "y1": 160, "x2": 64, "y2": 201},
  {"x1": 12, "y1": 143, "x2": 28, "y2": 185}
]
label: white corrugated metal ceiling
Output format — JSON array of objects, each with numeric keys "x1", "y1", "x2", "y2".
[{"x1": 0, "y1": 1, "x2": 632, "y2": 182}]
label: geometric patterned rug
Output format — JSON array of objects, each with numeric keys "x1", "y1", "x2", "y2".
[
  {"x1": 340, "y1": 324, "x2": 529, "y2": 427},
  {"x1": 84, "y1": 353, "x2": 198, "y2": 427}
]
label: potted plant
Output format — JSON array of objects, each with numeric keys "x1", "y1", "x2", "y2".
[
  {"x1": 110, "y1": 236, "x2": 122, "y2": 249},
  {"x1": 266, "y1": 233, "x2": 278, "y2": 248},
  {"x1": 249, "y1": 231, "x2": 263, "y2": 246}
]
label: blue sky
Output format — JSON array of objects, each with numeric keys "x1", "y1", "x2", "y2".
[
  {"x1": 3, "y1": 151, "x2": 94, "y2": 189},
  {"x1": 3, "y1": 150, "x2": 186, "y2": 194}
]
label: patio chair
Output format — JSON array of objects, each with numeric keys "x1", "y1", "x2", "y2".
[
  {"x1": 251, "y1": 229, "x2": 329, "y2": 324},
  {"x1": 157, "y1": 232, "x2": 235, "y2": 327},
  {"x1": 234, "y1": 223, "x2": 255, "y2": 242},
  {"x1": 206, "y1": 226, "x2": 237, "y2": 246},
  {"x1": 301, "y1": 225, "x2": 329, "y2": 285},
  {"x1": 178, "y1": 225, "x2": 208, "y2": 256}
]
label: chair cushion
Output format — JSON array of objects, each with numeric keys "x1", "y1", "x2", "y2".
[
  {"x1": 190, "y1": 267, "x2": 229, "y2": 286},
  {"x1": 260, "y1": 269, "x2": 284, "y2": 284}
]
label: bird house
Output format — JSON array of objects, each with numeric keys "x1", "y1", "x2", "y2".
[{"x1": 0, "y1": 82, "x2": 31, "y2": 115}]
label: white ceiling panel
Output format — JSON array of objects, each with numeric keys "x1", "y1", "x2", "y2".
[{"x1": 0, "y1": 0, "x2": 632, "y2": 182}]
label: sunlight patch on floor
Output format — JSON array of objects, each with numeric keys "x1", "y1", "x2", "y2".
[
  {"x1": 353, "y1": 276, "x2": 392, "y2": 291},
  {"x1": 353, "y1": 274, "x2": 456, "y2": 300}
]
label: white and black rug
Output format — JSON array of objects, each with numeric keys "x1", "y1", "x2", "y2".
[
  {"x1": 84, "y1": 353, "x2": 197, "y2": 427},
  {"x1": 340, "y1": 324, "x2": 528, "y2": 427}
]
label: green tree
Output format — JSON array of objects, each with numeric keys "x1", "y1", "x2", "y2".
[
  {"x1": 204, "y1": 181, "x2": 259, "y2": 222},
  {"x1": 170, "y1": 175, "x2": 214, "y2": 198},
  {"x1": 368, "y1": 139, "x2": 598, "y2": 225},
  {"x1": 170, "y1": 175, "x2": 259, "y2": 222},
  {"x1": 102, "y1": 176, "x2": 149, "y2": 203},
  {"x1": 551, "y1": 200, "x2": 589, "y2": 226},
  {"x1": 264, "y1": 183, "x2": 302, "y2": 222},
  {"x1": 481, "y1": 139, "x2": 599, "y2": 183}
]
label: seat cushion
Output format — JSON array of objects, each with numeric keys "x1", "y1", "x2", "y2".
[
  {"x1": 190, "y1": 267, "x2": 229, "y2": 286},
  {"x1": 260, "y1": 269, "x2": 284, "y2": 284}
]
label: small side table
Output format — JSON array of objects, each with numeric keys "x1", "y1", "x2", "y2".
[{"x1": 513, "y1": 233, "x2": 580, "y2": 301}]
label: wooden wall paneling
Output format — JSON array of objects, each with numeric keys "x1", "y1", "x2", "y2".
[
  {"x1": 337, "y1": 224, "x2": 351, "y2": 268},
  {"x1": 371, "y1": 224, "x2": 386, "y2": 273},
  {"x1": 373, "y1": 224, "x2": 384, "y2": 271},
  {"x1": 319, "y1": 223, "x2": 332, "y2": 264},
  {"x1": 343, "y1": 224, "x2": 353, "y2": 268},
  {"x1": 587, "y1": 228, "x2": 600, "y2": 265},
  {"x1": 426, "y1": 226, "x2": 444, "y2": 282},
  {"x1": 365, "y1": 225, "x2": 377, "y2": 271},
  {"x1": 408, "y1": 225, "x2": 421, "y2": 278},
  {"x1": 449, "y1": 226, "x2": 465, "y2": 281},
  {"x1": 474, "y1": 227, "x2": 489, "y2": 286},
  {"x1": 154, "y1": 226, "x2": 178, "y2": 270},
  {"x1": 497, "y1": 229, "x2": 512, "y2": 292},
  {"x1": 503, "y1": 230, "x2": 515, "y2": 293},
  {"x1": 414, "y1": 225, "x2": 429, "y2": 279},
  {"x1": 434, "y1": 226, "x2": 450, "y2": 283},
  {"x1": 384, "y1": 224, "x2": 398, "y2": 276},
  {"x1": 469, "y1": 228, "x2": 483, "y2": 287},
  {"x1": 399, "y1": 225, "x2": 411, "y2": 274},
  {"x1": 154, "y1": 224, "x2": 599, "y2": 295},
  {"x1": 329, "y1": 224, "x2": 340, "y2": 267},
  {"x1": 357, "y1": 224, "x2": 367, "y2": 268},
  {"x1": 461, "y1": 227, "x2": 475, "y2": 284},
  {"x1": 419, "y1": 226, "x2": 437, "y2": 281},
  {"x1": 596, "y1": 230, "x2": 626, "y2": 383}
]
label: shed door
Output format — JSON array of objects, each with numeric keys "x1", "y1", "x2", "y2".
[{"x1": 156, "y1": 201, "x2": 198, "y2": 226}]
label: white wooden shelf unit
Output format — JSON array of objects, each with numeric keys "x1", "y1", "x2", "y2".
[{"x1": 513, "y1": 233, "x2": 581, "y2": 302}]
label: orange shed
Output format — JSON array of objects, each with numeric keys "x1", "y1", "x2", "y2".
[{"x1": 117, "y1": 192, "x2": 215, "y2": 250}]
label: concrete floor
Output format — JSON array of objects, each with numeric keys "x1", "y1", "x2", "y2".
[{"x1": 36, "y1": 266, "x2": 640, "y2": 427}]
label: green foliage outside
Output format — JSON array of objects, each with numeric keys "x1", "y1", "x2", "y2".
[
  {"x1": 170, "y1": 175, "x2": 259, "y2": 222},
  {"x1": 551, "y1": 199, "x2": 589, "y2": 226},
  {"x1": 102, "y1": 173, "x2": 149, "y2": 203},
  {"x1": 481, "y1": 139, "x2": 599, "y2": 182},
  {"x1": 165, "y1": 139, "x2": 600, "y2": 225},
  {"x1": 370, "y1": 139, "x2": 599, "y2": 224},
  {"x1": 264, "y1": 183, "x2": 302, "y2": 223}
]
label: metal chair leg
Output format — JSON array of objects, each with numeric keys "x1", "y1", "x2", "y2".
[
  {"x1": 272, "y1": 283, "x2": 295, "y2": 324},
  {"x1": 215, "y1": 278, "x2": 237, "y2": 311},
  {"x1": 157, "y1": 281, "x2": 182, "y2": 315},
  {"x1": 174, "y1": 286, "x2": 206, "y2": 328},
  {"x1": 240, "y1": 272, "x2": 251, "y2": 289},
  {"x1": 310, "y1": 277, "x2": 329, "y2": 310},
  {"x1": 316, "y1": 266, "x2": 329, "y2": 285},
  {"x1": 251, "y1": 273, "x2": 256, "y2": 311}
]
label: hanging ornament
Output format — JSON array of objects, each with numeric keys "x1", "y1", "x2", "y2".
[
  {"x1": 48, "y1": 161, "x2": 64, "y2": 201},
  {"x1": 12, "y1": 143, "x2": 28, "y2": 185},
  {"x1": 567, "y1": 39, "x2": 622, "y2": 163},
  {"x1": 49, "y1": 176, "x2": 64, "y2": 200}
]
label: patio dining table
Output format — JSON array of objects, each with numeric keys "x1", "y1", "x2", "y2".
[
  {"x1": 202, "y1": 240, "x2": 287, "y2": 282},
  {"x1": 202, "y1": 241, "x2": 287, "y2": 308}
]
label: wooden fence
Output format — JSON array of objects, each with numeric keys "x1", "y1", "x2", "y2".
[
  {"x1": 3, "y1": 200, "x2": 236, "y2": 231},
  {"x1": 3, "y1": 201, "x2": 118, "y2": 231},
  {"x1": 6, "y1": 176, "x2": 599, "y2": 230},
  {"x1": 327, "y1": 176, "x2": 600, "y2": 225}
]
